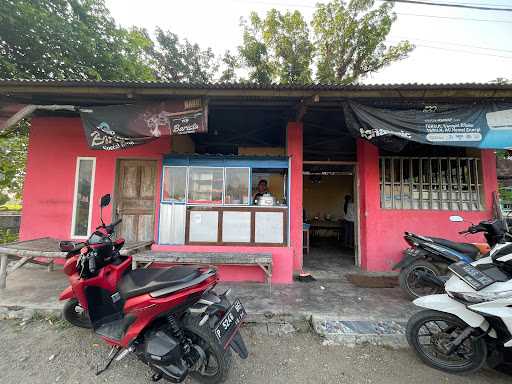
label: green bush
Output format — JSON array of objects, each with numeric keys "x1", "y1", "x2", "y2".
[{"x1": 0, "y1": 229, "x2": 18, "y2": 244}]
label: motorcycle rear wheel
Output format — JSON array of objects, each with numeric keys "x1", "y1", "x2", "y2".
[
  {"x1": 183, "y1": 316, "x2": 232, "y2": 384},
  {"x1": 406, "y1": 309, "x2": 487, "y2": 374},
  {"x1": 62, "y1": 298, "x2": 92, "y2": 329},
  {"x1": 399, "y1": 260, "x2": 443, "y2": 300}
]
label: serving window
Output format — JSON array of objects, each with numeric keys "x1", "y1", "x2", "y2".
[
  {"x1": 225, "y1": 167, "x2": 250, "y2": 205},
  {"x1": 158, "y1": 156, "x2": 289, "y2": 246}
]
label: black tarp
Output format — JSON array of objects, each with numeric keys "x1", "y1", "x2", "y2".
[
  {"x1": 343, "y1": 101, "x2": 512, "y2": 151},
  {"x1": 80, "y1": 99, "x2": 207, "y2": 150}
]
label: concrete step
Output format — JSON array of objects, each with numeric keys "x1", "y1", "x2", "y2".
[{"x1": 312, "y1": 316, "x2": 408, "y2": 348}]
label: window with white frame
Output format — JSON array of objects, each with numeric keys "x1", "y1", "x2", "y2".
[
  {"x1": 162, "y1": 166, "x2": 187, "y2": 202},
  {"x1": 161, "y1": 165, "x2": 281, "y2": 206},
  {"x1": 380, "y1": 157, "x2": 483, "y2": 211},
  {"x1": 71, "y1": 157, "x2": 96, "y2": 237},
  {"x1": 224, "y1": 168, "x2": 250, "y2": 205},
  {"x1": 187, "y1": 167, "x2": 224, "y2": 204}
]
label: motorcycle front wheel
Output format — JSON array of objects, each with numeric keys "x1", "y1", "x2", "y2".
[
  {"x1": 183, "y1": 315, "x2": 232, "y2": 384},
  {"x1": 62, "y1": 298, "x2": 92, "y2": 329},
  {"x1": 406, "y1": 309, "x2": 487, "y2": 374},
  {"x1": 399, "y1": 260, "x2": 444, "y2": 300}
]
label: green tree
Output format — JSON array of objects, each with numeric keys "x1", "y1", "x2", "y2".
[
  {"x1": 0, "y1": 121, "x2": 28, "y2": 206},
  {"x1": 239, "y1": 13, "x2": 274, "y2": 85},
  {"x1": 151, "y1": 28, "x2": 218, "y2": 83},
  {"x1": 239, "y1": 10, "x2": 313, "y2": 85},
  {"x1": 0, "y1": 0, "x2": 155, "y2": 80},
  {"x1": 312, "y1": 0, "x2": 413, "y2": 84},
  {"x1": 218, "y1": 50, "x2": 240, "y2": 83}
]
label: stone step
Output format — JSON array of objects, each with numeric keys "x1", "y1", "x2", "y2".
[{"x1": 311, "y1": 316, "x2": 407, "y2": 348}]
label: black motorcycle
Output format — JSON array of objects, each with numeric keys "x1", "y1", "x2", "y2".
[{"x1": 393, "y1": 217, "x2": 507, "y2": 299}]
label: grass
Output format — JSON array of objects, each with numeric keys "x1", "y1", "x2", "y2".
[{"x1": 32, "y1": 311, "x2": 71, "y2": 329}]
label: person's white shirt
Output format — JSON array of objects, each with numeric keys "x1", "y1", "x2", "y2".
[{"x1": 344, "y1": 202, "x2": 355, "y2": 222}]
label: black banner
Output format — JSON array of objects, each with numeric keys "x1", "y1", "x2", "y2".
[
  {"x1": 343, "y1": 101, "x2": 512, "y2": 150},
  {"x1": 80, "y1": 99, "x2": 207, "y2": 150}
]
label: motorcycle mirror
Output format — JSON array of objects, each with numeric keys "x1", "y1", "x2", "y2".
[
  {"x1": 449, "y1": 215, "x2": 464, "y2": 222},
  {"x1": 100, "y1": 194, "x2": 111, "y2": 208}
]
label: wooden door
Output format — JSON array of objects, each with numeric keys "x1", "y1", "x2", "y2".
[{"x1": 115, "y1": 159, "x2": 157, "y2": 242}]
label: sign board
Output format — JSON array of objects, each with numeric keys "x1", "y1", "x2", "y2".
[
  {"x1": 343, "y1": 101, "x2": 512, "y2": 150},
  {"x1": 80, "y1": 99, "x2": 207, "y2": 150}
]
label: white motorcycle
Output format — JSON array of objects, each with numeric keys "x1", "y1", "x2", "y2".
[{"x1": 406, "y1": 215, "x2": 512, "y2": 374}]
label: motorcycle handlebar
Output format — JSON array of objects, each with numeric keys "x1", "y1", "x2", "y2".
[
  {"x1": 97, "y1": 218, "x2": 123, "y2": 234},
  {"x1": 461, "y1": 223, "x2": 487, "y2": 235}
]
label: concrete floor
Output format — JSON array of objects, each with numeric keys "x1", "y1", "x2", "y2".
[
  {"x1": 303, "y1": 238, "x2": 357, "y2": 280},
  {"x1": 0, "y1": 261, "x2": 416, "y2": 323}
]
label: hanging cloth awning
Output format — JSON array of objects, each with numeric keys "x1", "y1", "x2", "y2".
[{"x1": 343, "y1": 101, "x2": 512, "y2": 151}]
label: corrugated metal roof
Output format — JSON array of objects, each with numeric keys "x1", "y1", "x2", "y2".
[{"x1": 1, "y1": 78, "x2": 512, "y2": 90}]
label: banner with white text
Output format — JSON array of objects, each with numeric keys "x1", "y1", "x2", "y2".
[
  {"x1": 80, "y1": 99, "x2": 207, "y2": 150},
  {"x1": 343, "y1": 101, "x2": 512, "y2": 151}
]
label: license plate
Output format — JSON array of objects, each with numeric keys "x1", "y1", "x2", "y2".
[
  {"x1": 448, "y1": 262, "x2": 496, "y2": 291},
  {"x1": 214, "y1": 298, "x2": 246, "y2": 347}
]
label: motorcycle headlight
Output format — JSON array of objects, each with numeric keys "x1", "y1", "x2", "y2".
[{"x1": 448, "y1": 290, "x2": 512, "y2": 304}]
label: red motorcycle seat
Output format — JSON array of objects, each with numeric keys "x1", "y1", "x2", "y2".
[{"x1": 118, "y1": 266, "x2": 201, "y2": 299}]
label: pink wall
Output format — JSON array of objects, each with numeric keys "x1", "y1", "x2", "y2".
[
  {"x1": 20, "y1": 117, "x2": 170, "y2": 241},
  {"x1": 357, "y1": 139, "x2": 498, "y2": 271},
  {"x1": 287, "y1": 121, "x2": 303, "y2": 272}
]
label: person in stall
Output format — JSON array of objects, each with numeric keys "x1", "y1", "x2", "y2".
[{"x1": 253, "y1": 179, "x2": 270, "y2": 204}]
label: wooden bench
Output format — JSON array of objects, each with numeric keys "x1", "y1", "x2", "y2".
[
  {"x1": 0, "y1": 237, "x2": 153, "y2": 289},
  {"x1": 132, "y1": 251, "x2": 273, "y2": 291}
]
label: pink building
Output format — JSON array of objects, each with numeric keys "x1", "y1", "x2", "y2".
[{"x1": 0, "y1": 80, "x2": 504, "y2": 284}]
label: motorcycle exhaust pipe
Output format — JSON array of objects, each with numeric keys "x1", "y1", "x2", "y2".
[{"x1": 416, "y1": 271, "x2": 446, "y2": 288}]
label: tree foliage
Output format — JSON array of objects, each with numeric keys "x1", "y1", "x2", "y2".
[
  {"x1": 239, "y1": 0, "x2": 413, "y2": 85},
  {"x1": 0, "y1": 0, "x2": 155, "y2": 80},
  {"x1": 218, "y1": 50, "x2": 240, "y2": 83},
  {"x1": 240, "y1": 10, "x2": 313, "y2": 85},
  {"x1": 239, "y1": 14, "x2": 274, "y2": 85},
  {"x1": 312, "y1": 0, "x2": 413, "y2": 84},
  {"x1": 0, "y1": 121, "x2": 28, "y2": 205},
  {"x1": 150, "y1": 28, "x2": 218, "y2": 83}
]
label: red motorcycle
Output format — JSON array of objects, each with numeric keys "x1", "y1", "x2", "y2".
[{"x1": 58, "y1": 194, "x2": 247, "y2": 383}]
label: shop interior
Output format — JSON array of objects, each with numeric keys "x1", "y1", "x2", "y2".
[
  {"x1": 302, "y1": 164, "x2": 356, "y2": 277},
  {"x1": 302, "y1": 109, "x2": 358, "y2": 278}
]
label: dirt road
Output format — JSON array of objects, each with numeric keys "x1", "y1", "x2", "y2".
[{"x1": 0, "y1": 319, "x2": 510, "y2": 384}]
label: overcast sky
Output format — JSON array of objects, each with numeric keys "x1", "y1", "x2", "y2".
[{"x1": 105, "y1": 0, "x2": 512, "y2": 84}]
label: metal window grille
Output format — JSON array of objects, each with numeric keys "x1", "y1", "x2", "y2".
[{"x1": 379, "y1": 157, "x2": 483, "y2": 211}]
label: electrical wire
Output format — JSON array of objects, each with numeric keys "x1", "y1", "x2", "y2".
[
  {"x1": 385, "y1": 0, "x2": 512, "y2": 11},
  {"x1": 388, "y1": 40, "x2": 512, "y2": 59},
  {"x1": 393, "y1": 35, "x2": 512, "y2": 54},
  {"x1": 229, "y1": 0, "x2": 512, "y2": 23},
  {"x1": 396, "y1": 11, "x2": 512, "y2": 23}
]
